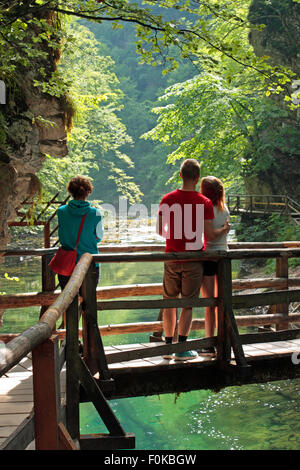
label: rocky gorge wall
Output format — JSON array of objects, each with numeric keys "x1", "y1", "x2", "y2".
[{"x1": 0, "y1": 11, "x2": 69, "y2": 250}]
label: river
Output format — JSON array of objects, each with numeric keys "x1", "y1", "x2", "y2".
[{"x1": 1, "y1": 224, "x2": 300, "y2": 450}]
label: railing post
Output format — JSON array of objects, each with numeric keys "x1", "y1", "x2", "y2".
[
  {"x1": 216, "y1": 258, "x2": 232, "y2": 364},
  {"x1": 40, "y1": 252, "x2": 56, "y2": 319},
  {"x1": 44, "y1": 221, "x2": 50, "y2": 248},
  {"x1": 32, "y1": 335, "x2": 61, "y2": 450},
  {"x1": 284, "y1": 195, "x2": 289, "y2": 215},
  {"x1": 275, "y1": 255, "x2": 289, "y2": 331},
  {"x1": 66, "y1": 294, "x2": 80, "y2": 443},
  {"x1": 217, "y1": 257, "x2": 249, "y2": 371},
  {"x1": 266, "y1": 196, "x2": 270, "y2": 213},
  {"x1": 250, "y1": 195, "x2": 253, "y2": 213}
]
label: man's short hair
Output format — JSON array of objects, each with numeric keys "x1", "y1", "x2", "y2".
[{"x1": 180, "y1": 159, "x2": 200, "y2": 181}]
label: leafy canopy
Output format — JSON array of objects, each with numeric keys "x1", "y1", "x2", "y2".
[
  {"x1": 1, "y1": 0, "x2": 297, "y2": 89},
  {"x1": 38, "y1": 18, "x2": 142, "y2": 203},
  {"x1": 142, "y1": 0, "x2": 300, "y2": 188}
]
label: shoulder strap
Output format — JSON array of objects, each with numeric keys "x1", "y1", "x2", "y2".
[{"x1": 74, "y1": 214, "x2": 87, "y2": 249}]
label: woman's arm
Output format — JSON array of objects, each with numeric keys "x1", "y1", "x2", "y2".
[{"x1": 204, "y1": 219, "x2": 230, "y2": 241}]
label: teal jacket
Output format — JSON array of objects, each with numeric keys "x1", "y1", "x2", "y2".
[{"x1": 57, "y1": 200, "x2": 103, "y2": 262}]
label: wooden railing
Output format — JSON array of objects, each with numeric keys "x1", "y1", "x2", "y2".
[
  {"x1": 1, "y1": 242, "x2": 300, "y2": 338},
  {"x1": 0, "y1": 252, "x2": 135, "y2": 450},
  {"x1": 227, "y1": 194, "x2": 300, "y2": 224},
  {"x1": 8, "y1": 193, "x2": 71, "y2": 248},
  {"x1": 0, "y1": 254, "x2": 92, "y2": 450},
  {"x1": 89, "y1": 245, "x2": 300, "y2": 366},
  {"x1": 0, "y1": 242, "x2": 300, "y2": 450}
]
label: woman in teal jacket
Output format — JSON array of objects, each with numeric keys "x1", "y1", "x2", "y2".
[{"x1": 57, "y1": 175, "x2": 103, "y2": 290}]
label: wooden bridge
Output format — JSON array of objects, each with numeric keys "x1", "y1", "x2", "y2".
[
  {"x1": 8, "y1": 193, "x2": 70, "y2": 248},
  {"x1": 227, "y1": 194, "x2": 300, "y2": 224},
  {"x1": 0, "y1": 242, "x2": 300, "y2": 450}
]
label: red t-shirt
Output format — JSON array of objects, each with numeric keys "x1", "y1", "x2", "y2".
[{"x1": 158, "y1": 189, "x2": 214, "y2": 252}]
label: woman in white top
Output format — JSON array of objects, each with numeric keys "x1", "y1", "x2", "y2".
[{"x1": 200, "y1": 176, "x2": 230, "y2": 354}]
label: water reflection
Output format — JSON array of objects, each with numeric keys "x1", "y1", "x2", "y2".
[{"x1": 80, "y1": 379, "x2": 300, "y2": 450}]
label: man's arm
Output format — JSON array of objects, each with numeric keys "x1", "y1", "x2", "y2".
[{"x1": 204, "y1": 219, "x2": 230, "y2": 242}]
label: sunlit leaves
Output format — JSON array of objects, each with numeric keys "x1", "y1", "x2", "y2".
[
  {"x1": 1, "y1": 1, "x2": 298, "y2": 95},
  {"x1": 38, "y1": 19, "x2": 141, "y2": 203},
  {"x1": 143, "y1": 51, "x2": 299, "y2": 191}
]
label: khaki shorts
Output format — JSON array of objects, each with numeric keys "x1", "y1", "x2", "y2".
[{"x1": 163, "y1": 261, "x2": 203, "y2": 299}]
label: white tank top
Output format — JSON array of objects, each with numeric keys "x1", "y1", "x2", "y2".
[{"x1": 206, "y1": 205, "x2": 230, "y2": 251}]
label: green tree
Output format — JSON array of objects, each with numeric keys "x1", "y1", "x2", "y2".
[
  {"x1": 87, "y1": 18, "x2": 196, "y2": 204},
  {"x1": 1, "y1": 0, "x2": 298, "y2": 204},
  {"x1": 2, "y1": 1, "x2": 296, "y2": 90},
  {"x1": 38, "y1": 18, "x2": 142, "y2": 204},
  {"x1": 142, "y1": 1, "x2": 299, "y2": 194}
]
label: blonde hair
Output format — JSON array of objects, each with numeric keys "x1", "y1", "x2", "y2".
[{"x1": 201, "y1": 176, "x2": 225, "y2": 211}]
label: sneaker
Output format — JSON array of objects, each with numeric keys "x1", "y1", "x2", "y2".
[
  {"x1": 174, "y1": 350, "x2": 198, "y2": 361},
  {"x1": 162, "y1": 354, "x2": 174, "y2": 360},
  {"x1": 198, "y1": 347, "x2": 216, "y2": 356}
]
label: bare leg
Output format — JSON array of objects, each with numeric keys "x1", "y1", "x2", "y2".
[
  {"x1": 163, "y1": 307, "x2": 177, "y2": 338},
  {"x1": 178, "y1": 307, "x2": 193, "y2": 337},
  {"x1": 201, "y1": 276, "x2": 216, "y2": 337}
]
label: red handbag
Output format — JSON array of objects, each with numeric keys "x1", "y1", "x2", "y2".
[{"x1": 49, "y1": 214, "x2": 87, "y2": 276}]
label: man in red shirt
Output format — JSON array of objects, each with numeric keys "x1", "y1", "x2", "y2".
[{"x1": 157, "y1": 159, "x2": 230, "y2": 360}]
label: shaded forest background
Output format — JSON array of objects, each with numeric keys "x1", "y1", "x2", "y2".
[
  {"x1": 86, "y1": 18, "x2": 193, "y2": 206},
  {"x1": 0, "y1": 0, "x2": 300, "y2": 247},
  {"x1": 40, "y1": 1, "x2": 300, "y2": 208}
]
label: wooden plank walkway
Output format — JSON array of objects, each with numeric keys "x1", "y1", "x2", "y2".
[
  {"x1": 0, "y1": 356, "x2": 34, "y2": 448},
  {"x1": 1, "y1": 339, "x2": 300, "y2": 449},
  {"x1": 106, "y1": 338, "x2": 300, "y2": 371}
]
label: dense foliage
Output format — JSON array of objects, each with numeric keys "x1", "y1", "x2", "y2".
[
  {"x1": 142, "y1": 0, "x2": 300, "y2": 195},
  {"x1": 1, "y1": 0, "x2": 299, "y2": 209},
  {"x1": 38, "y1": 18, "x2": 142, "y2": 204}
]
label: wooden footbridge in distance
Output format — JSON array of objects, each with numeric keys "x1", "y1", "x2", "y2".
[
  {"x1": 227, "y1": 194, "x2": 300, "y2": 225},
  {"x1": 0, "y1": 242, "x2": 300, "y2": 450}
]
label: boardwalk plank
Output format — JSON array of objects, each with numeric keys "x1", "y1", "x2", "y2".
[
  {"x1": 5, "y1": 372, "x2": 32, "y2": 379},
  {"x1": 0, "y1": 395, "x2": 33, "y2": 403},
  {"x1": 6, "y1": 365, "x2": 29, "y2": 373},
  {"x1": 0, "y1": 379, "x2": 33, "y2": 392},
  {"x1": 0, "y1": 403, "x2": 33, "y2": 414},
  {"x1": 0, "y1": 414, "x2": 29, "y2": 426},
  {"x1": 0, "y1": 426, "x2": 17, "y2": 437},
  {"x1": 105, "y1": 362, "x2": 127, "y2": 370}
]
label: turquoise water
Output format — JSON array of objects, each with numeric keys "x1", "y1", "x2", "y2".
[
  {"x1": 80, "y1": 381, "x2": 300, "y2": 450},
  {"x1": 1, "y1": 255, "x2": 300, "y2": 450}
]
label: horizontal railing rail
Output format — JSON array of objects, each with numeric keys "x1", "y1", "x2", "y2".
[
  {"x1": 1, "y1": 241, "x2": 300, "y2": 257},
  {"x1": 1, "y1": 243, "x2": 300, "y2": 339},
  {"x1": 1, "y1": 276, "x2": 300, "y2": 312}
]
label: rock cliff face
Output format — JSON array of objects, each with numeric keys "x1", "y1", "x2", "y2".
[
  {"x1": 0, "y1": 14, "x2": 69, "y2": 250},
  {"x1": 246, "y1": 0, "x2": 300, "y2": 200}
]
